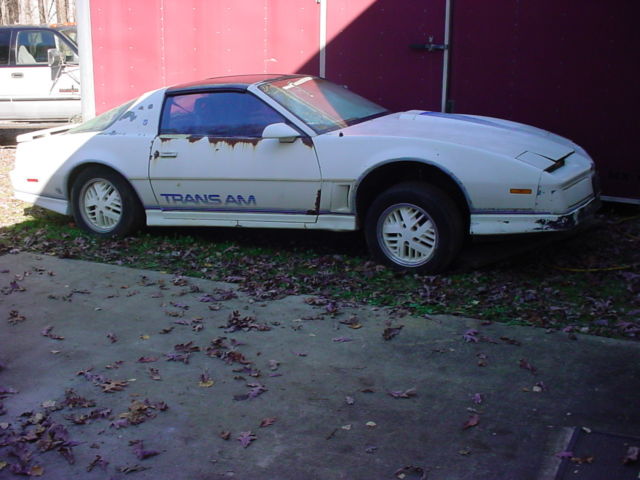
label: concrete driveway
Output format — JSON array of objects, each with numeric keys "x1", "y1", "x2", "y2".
[{"x1": 1, "y1": 253, "x2": 639, "y2": 479}]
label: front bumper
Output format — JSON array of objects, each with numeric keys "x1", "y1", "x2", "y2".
[{"x1": 469, "y1": 195, "x2": 601, "y2": 235}]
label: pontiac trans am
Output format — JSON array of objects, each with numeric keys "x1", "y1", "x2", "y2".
[{"x1": 10, "y1": 74, "x2": 600, "y2": 273}]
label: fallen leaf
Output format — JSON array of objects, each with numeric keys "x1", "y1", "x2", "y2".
[
  {"x1": 345, "y1": 396, "x2": 355, "y2": 405},
  {"x1": 332, "y1": 336, "x2": 353, "y2": 343},
  {"x1": 463, "y1": 414, "x2": 480, "y2": 430},
  {"x1": 28, "y1": 465, "x2": 44, "y2": 477},
  {"x1": 118, "y1": 464, "x2": 149, "y2": 473},
  {"x1": 477, "y1": 353, "x2": 488, "y2": 367},
  {"x1": 366, "y1": 421, "x2": 377, "y2": 428},
  {"x1": 199, "y1": 370, "x2": 214, "y2": 388},
  {"x1": 41, "y1": 325, "x2": 64, "y2": 340},
  {"x1": 388, "y1": 388, "x2": 417, "y2": 399},
  {"x1": 570, "y1": 456, "x2": 594, "y2": 464},
  {"x1": 130, "y1": 440, "x2": 160, "y2": 460},
  {"x1": 519, "y1": 359, "x2": 538, "y2": 374},
  {"x1": 147, "y1": 368, "x2": 161, "y2": 381},
  {"x1": 259, "y1": 417, "x2": 277, "y2": 428},
  {"x1": 137, "y1": 356, "x2": 158, "y2": 363},
  {"x1": 100, "y1": 380, "x2": 128, "y2": 393},
  {"x1": 383, "y1": 325, "x2": 404, "y2": 340},
  {"x1": 237, "y1": 431, "x2": 256, "y2": 448},
  {"x1": 471, "y1": 393, "x2": 483, "y2": 404},
  {"x1": 7, "y1": 310, "x2": 26, "y2": 325},
  {"x1": 555, "y1": 451, "x2": 573, "y2": 459},
  {"x1": 463, "y1": 329, "x2": 479, "y2": 343},
  {"x1": 86, "y1": 455, "x2": 109, "y2": 472}
]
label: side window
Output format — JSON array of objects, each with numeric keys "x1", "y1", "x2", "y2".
[
  {"x1": 54, "y1": 33, "x2": 78, "y2": 64},
  {"x1": 16, "y1": 30, "x2": 56, "y2": 65},
  {"x1": 0, "y1": 31, "x2": 10, "y2": 65},
  {"x1": 160, "y1": 91, "x2": 286, "y2": 137}
]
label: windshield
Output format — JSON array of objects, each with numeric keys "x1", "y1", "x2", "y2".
[
  {"x1": 258, "y1": 76, "x2": 389, "y2": 134},
  {"x1": 68, "y1": 100, "x2": 135, "y2": 134}
]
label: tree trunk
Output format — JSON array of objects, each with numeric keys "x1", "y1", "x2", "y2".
[{"x1": 56, "y1": 0, "x2": 69, "y2": 23}]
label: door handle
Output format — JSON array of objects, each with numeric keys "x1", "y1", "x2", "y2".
[
  {"x1": 158, "y1": 151, "x2": 178, "y2": 158},
  {"x1": 11, "y1": 73, "x2": 24, "y2": 78}
]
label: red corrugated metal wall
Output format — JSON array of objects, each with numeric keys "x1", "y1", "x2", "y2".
[
  {"x1": 90, "y1": 0, "x2": 320, "y2": 113},
  {"x1": 448, "y1": 0, "x2": 640, "y2": 200},
  {"x1": 90, "y1": 0, "x2": 447, "y2": 114}
]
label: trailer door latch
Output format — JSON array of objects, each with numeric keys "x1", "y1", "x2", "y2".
[{"x1": 410, "y1": 35, "x2": 448, "y2": 52}]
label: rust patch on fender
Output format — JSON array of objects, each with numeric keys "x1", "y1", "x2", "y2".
[
  {"x1": 188, "y1": 135, "x2": 204, "y2": 143},
  {"x1": 306, "y1": 189, "x2": 321, "y2": 215}
]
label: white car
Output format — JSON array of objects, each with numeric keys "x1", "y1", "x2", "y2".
[{"x1": 10, "y1": 74, "x2": 599, "y2": 273}]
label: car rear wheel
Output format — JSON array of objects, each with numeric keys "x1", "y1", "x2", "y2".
[
  {"x1": 364, "y1": 182, "x2": 464, "y2": 273},
  {"x1": 71, "y1": 167, "x2": 143, "y2": 237}
]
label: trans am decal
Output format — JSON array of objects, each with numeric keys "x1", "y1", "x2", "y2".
[{"x1": 159, "y1": 193, "x2": 257, "y2": 206}]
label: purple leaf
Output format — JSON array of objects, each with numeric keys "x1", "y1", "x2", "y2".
[
  {"x1": 332, "y1": 336, "x2": 353, "y2": 343},
  {"x1": 463, "y1": 329, "x2": 479, "y2": 343},
  {"x1": 237, "y1": 431, "x2": 256, "y2": 448},
  {"x1": 555, "y1": 451, "x2": 574, "y2": 459},
  {"x1": 131, "y1": 440, "x2": 160, "y2": 460},
  {"x1": 388, "y1": 388, "x2": 417, "y2": 399}
]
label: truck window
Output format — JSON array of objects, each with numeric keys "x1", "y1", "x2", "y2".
[
  {"x1": 0, "y1": 30, "x2": 9, "y2": 65},
  {"x1": 16, "y1": 30, "x2": 57, "y2": 64}
]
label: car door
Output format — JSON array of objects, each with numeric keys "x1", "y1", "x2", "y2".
[
  {"x1": 1, "y1": 28, "x2": 80, "y2": 121},
  {"x1": 148, "y1": 90, "x2": 322, "y2": 225}
]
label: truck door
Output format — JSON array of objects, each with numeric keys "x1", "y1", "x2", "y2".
[{"x1": 0, "y1": 29, "x2": 80, "y2": 121}]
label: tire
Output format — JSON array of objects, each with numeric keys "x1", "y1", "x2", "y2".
[
  {"x1": 71, "y1": 167, "x2": 143, "y2": 237},
  {"x1": 364, "y1": 182, "x2": 464, "y2": 274}
]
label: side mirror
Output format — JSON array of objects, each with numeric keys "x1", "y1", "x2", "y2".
[
  {"x1": 261, "y1": 123, "x2": 300, "y2": 143},
  {"x1": 48, "y1": 49, "x2": 64, "y2": 81}
]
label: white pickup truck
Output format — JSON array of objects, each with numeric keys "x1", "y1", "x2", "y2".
[{"x1": 0, "y1": 25, "x2": 80, "y2": 122}]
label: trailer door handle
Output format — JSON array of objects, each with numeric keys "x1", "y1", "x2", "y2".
[
  {"x1": 158, "y1": 151, "x2": 178, "y2": 158},
  {"x1": 11, "y1": 72, "x2": 24, "y2": 78}
]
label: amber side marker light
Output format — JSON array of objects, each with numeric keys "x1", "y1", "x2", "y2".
[{"x1": 509, "y1": 188, "x2": 532, "y2": 194}]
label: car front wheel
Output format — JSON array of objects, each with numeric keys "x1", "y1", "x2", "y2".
[
  {"x1": 71, "y1": 167, "x2": 143, "y2": 237},
  {"x1": 364, "y1": 182, "x2": 464, "y2": 274}
]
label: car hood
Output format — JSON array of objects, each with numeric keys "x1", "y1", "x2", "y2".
[{"x1": 342, "y1": 111, "x2": 575, "y2": 163}]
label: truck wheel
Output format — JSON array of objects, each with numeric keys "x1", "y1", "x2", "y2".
[
  {"x1": 364, "y1": 182, "x2": 464, "y2": 274},
  {"x1": 71, "y1": 167, "x2": 143, "y2": 237}
]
